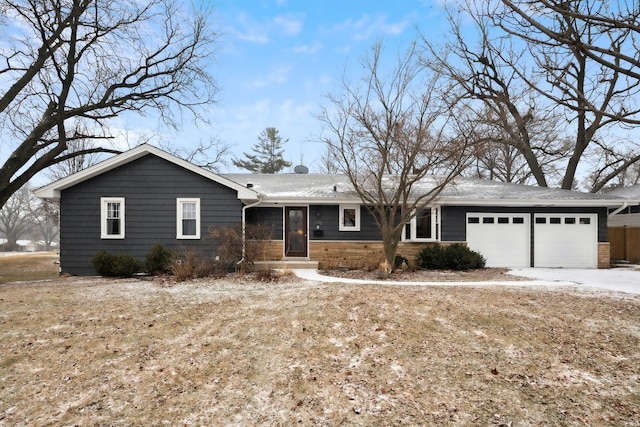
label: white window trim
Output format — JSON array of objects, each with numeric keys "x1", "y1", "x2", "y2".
[
  {"x1": 339, "y1": 204, "x2": 361, "y2": 231},
  {"x1": 177, "y1": 198, "x2": 201, "y2": 239},
  {"x1": 101, "y1": 197, "x2": 125, "y2": 239},
  {"x1": 403, "y1": 207, "x2": 440, "y2": 242}
]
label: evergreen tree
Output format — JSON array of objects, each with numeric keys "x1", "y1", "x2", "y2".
[{"x1": 233, "y1": 127, "x2": 292, "y2": 173}]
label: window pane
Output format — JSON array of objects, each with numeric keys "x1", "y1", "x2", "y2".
[
  {"x1": 468, "y1": 217, "x2": 480, "y2": 224},
  {"x1": 565, "y1": 217, "x2": 576, "y2": 224},
  {"x1": 107, "y1": 202, "x2": 120, "y2": 219},
  {"x1": 579, "y1": 217, "x2": 591, "y2": 225},
  {"x1": 182, "y1": 202, "x2": 196, "y2": 220},
  {"x1": 416, "y1": 209, "x2": 432, "y2": 238},
  {"x1": 483, "y1": 217, "x2": 494, "y2": 224},
  {"x1": 550, "y1": 217, "x2": 561, "y2": 224},
  {"x1": 536, "y1": 217, "x2": 546, "y2": 224},
  {"x1": 513, "y1": 217, "x2": 525, "y2": 224},
  {"x1": 343, "y1": 208, "x2": 356, "y2": 227},
  {"x1": 107, "y1": 218, "x2": 120, "y2": 235},
  {"x1": 182, "y1": 219, "x2": 196, "y2": 236},
  {"x1": 498, "y1": 217, "x2": 509, "y2": 224},
  {"x1": 106, "y1": 202, "x2": 121, "y2": 235}
]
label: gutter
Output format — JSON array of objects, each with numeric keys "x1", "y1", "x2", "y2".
[
  {"x1": 238, "y1": 196, "x2": 263, "y2": 265},
  {"x1": 608, "y1": 202, "x2": 628, "y2": 218}
]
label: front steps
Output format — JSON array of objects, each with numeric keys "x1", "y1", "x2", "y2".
[{"x1": 253, "y1": 260, "x2": 319, "y2": 271}]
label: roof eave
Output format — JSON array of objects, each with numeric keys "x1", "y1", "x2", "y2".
[
  {"x1": 439, "y1": 198, "x2": 631, "y2": 208},
  {"x1": 33, "y1": 144, "x2": 259, "y2": 201}
]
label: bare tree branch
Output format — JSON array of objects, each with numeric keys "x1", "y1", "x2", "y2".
[{"x1": 0, "y1": 0, "x2": 219, "y2": 207}]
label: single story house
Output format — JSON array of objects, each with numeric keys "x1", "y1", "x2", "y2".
[{"x1": 34, "y1": 144, "x2": 635, "y2": 275}]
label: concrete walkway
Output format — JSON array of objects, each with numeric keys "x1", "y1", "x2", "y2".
[{"x1": 291, "y1": 267, "x2": 640, "y2": 295}]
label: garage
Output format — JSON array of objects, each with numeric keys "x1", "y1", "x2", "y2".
[
  {"x1": 533, "y1": 213, "x2": 598, "y2": 268},
  {"x1": 465, "y1": 212, "x2": 599, "y2": 269},
  {"x1": 465, "y1": 213, "x2": 530, "y2": 268}
]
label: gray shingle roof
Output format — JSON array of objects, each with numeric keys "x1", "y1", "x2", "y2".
[{"x1": 223, "y1": 173, "x2": 628, "y2": 206}]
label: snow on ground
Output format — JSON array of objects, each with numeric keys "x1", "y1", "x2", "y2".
[
  {"x1": 294, "y1": 266, "x2": 640, "y2": 295},
  {"x1": 508, "y1": 267, "x2": 640, "y2": 295}
]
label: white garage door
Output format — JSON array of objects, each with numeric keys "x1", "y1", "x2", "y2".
[
  {"x1": 534, "y1": 214, "x2": 598, "y2": 268},
  {"x1": 466, "y1": 213, "x2": 530, "y2": 268}
]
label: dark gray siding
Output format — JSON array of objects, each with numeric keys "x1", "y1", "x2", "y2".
[
  {"x1": 309, "y1": 205, "x2": 382, "y2": 240},
  {"x1": 245, "y1": 205, "x2": 383, "y2": 241},
  {"x1": 441, "y1": 206, "x2": 608, "y2": 242},
  {"x1": 246, "y1": 207, "x2": 284, "y2": 239},
  {"x1": 60, "y1": 154, "x2": 242, "y2": 275}
]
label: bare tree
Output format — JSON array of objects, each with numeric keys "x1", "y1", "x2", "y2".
[
  {"x1": 318, "y1": 41, "x2": 471, "y2": 267},
  {"x1": 0, "y1": 186, "x2": 37, "y2": 251},
  {"x1": 165, "y1": 138, "x2": 232, "y2": 173},
  {"x1": 45, "y1": 138, "x2": 103, "y2": 181},
  {"x1": 28, "y1": 199, "x2": 59, "y2": 251},
  {"x1": 425, "y1": 1, "x2": 640, "y2": 191},
  {"x1": 0, "y1": 0, "x2": 218, "y2": 208}
]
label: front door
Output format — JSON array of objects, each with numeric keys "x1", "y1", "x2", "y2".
[{"x1": 285, "y1": 206, "x2": 307, "y2": 257}]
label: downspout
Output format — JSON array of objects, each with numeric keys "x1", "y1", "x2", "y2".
[
  {"x1": 238, "y1": 196, "x2": 263, "y2": 265},
  {"x1": 608, "y1": 202, "x2": 628, "y2": 218}
]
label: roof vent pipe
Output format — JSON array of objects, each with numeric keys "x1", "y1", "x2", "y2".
[{"x1": 247, "y1": 183, "x2": 253, "y2": 188}]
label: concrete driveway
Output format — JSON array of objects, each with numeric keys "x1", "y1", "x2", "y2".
[{"x1": 507, "y1": 267, "x2": 640, "y2": 295}]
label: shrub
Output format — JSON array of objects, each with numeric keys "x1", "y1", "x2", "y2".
[
  {"x1": 92, "y1": 250, "x2": 140, "y2": 277},
  {"x1": 145, "y1": 243, "x2": 172, "y2": 275},
  {"x1": 209, "y1": 223, "x2": 273, "y2": 275},
  {"x1": 394, "y1": 254, "x2": 409, "y2": 270},
  {"x1": 92, "y1": 250, "x2": 113, "y2": 276},
  {"x1": 415, "y1": 243, "x2": 485, "y2": 271},
  {"x1": 171, "y1": 247, "x2": 212, "y2": 281}
]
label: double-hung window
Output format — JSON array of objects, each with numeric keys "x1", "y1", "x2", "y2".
[
  {"x1": 101, "y1": 197, "x2": 125, "y2": 239},
  {"x1": 403, "y1": 207, "x2": 439, "y2": 241},
  {"x1": 339, "y1": 204, "x2": 360, "y2": 231},
  {"x1": 177, "y1": 198, "x2": 200, "y2": 239}
]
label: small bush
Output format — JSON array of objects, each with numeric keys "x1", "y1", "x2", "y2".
[
  {"x1": 92, "y1": 250, "x2": 140, "y2": 277},
  {"x1": 171, "y1": 248, "x2": 212, "y2": 281},
  {"x1": 145, "y1": 244, "x2": 172, "y2": 275},
  {"x1": 92, "y1": 250, "x2": 113, "y2": 276},
  {"x1": 255, "y1": 269, "x2": 277, "y2": 282},
  {"x1": 415, "y1": 243, "x2": 485, "y2": 271},
  {"x1": 394, "y1": 254, "x2": 409, "y2": 270}
]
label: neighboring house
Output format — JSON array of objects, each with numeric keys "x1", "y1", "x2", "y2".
[
  {"x1": 604, "y1": 185, "x2": 640, "y2": 262},
  {"x1": 35, "y1": 144, "x2": 632, "y2": 275},
  {"x1": 606, "y1": 184, "x2": 640, "y2": 227}
]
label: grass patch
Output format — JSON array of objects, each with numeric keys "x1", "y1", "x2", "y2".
[
  {"x1": 0, "y1": 252, "x2": 59, "y2": 283},
  {"x1": 0, "y1": 277, "x2": 638, "y2": 425}
]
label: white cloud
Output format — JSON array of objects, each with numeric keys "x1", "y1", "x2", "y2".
[
  {"x1": 291, "y1": 42, "x2": 323, "y2": 54},
  {"x1": 273, "y1": 14, "x2": 303, "y2": 36},
  {"x1": 232, "y1": 12, "x2": 304, "y2": 45},
  {"x1": 329, "y1": 14, "x2": 412, "y2": 41},
  {"x1": 245, "y1": 65, "x2": 291, "y2": 88}
]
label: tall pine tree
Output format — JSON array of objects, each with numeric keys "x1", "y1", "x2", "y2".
[{"x1": 233, "y1": 127, "x2": 292, "y2": 173}]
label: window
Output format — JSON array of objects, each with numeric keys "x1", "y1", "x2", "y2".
[
  {"x1": 404, "y1": 207, "x2": 439, "y2": 241},
  {"x1": 177, "y1": 198, "x2": 200, "y2": 239},
  {"x1": 339, "y1": 204, "x2": 360, "y2": 231},
  {"x1": 101, "y1": 197, "x2": 125, "y2": 239}
]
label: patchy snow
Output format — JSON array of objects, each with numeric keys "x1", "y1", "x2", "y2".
[
  {"x1": 293, "y1": 266, "x2": 640, "y2": 295},
  {"x1": 507, "y1": 267, "x2": 640, "y2": 295}
]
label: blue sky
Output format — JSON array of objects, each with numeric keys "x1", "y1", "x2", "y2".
[{"x1": 196, "y1": 0, "x2": 447, "y2": 172}]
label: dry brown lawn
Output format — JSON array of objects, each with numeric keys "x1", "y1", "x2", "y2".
[
  {"x1": 0, "y1": 252, "x2": 59, "y2": 283},
  {"x1": 0, "y1": 261, "x2": 639, "y2": 425}
]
